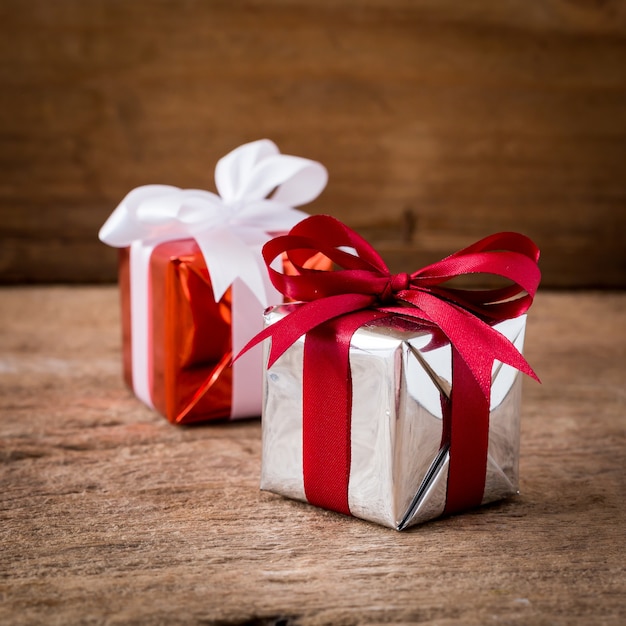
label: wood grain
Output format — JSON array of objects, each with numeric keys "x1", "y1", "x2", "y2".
[
  {"x1": 0, "y1": 286, "x2": 624, "y2": 625},
  {"x1": 1, "y1": 1, "x2": 625, "y2": 287}
]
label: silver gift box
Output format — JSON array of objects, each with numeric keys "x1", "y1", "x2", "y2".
[{"x1": 260, "y1": 304, "x2": 527, "y2": 530}]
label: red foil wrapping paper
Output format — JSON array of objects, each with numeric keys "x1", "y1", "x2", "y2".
[{"x1": 119, "y1": 240, "x2": 330, "y2": 424}]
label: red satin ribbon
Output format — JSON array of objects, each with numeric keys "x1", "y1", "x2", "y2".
[{"x1": 240, "y1": 215, "x2": 541, "y2": 517}]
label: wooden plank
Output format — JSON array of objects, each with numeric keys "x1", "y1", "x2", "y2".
[
  {"x1": 0, "y1": 286, "x2": 624, "y2": 624},
  {"x1": 0, "y1": 1, "x2": 625, "y2": 287}
]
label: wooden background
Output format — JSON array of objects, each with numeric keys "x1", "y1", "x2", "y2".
[{"x1": 0, "y1": 0, "x2": 625, "y2": 288}]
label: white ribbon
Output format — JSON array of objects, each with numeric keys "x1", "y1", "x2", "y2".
[{"x1": 99, "y1": 139, "x2": 328, "y2": 417}]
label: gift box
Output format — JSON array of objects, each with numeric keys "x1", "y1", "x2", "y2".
[
  {"x1": 99, "y1": 139, "x2": 328, "y2": 424},
  {"x1": 261, "y1": 305, "x2": 527, "y2": 529},
  {"x1": 240, "y1": 215, "x2": 541, "y2": 529}
]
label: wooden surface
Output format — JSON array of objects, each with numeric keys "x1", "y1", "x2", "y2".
[
  {"x1": 1, "y1": 1, "x2": 626, "y2": 287},
  {"x1": 0, "y1": 286, "x2": 624, "y2": 625}
]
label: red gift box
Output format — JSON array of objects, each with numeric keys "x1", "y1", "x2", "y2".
[
  {"x1": 119, "y1": 241, "x2": 331, "y2": 423},
  {"x1": 100, "y1": 139, "x2": 328, "y2": 423}
]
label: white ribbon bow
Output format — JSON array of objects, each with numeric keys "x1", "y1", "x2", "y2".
[{"x1": 99, "y1": 139, "x2": 328, "y2": 306}]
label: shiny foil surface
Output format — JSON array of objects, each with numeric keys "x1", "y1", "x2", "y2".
[
  {"x1": 120, "y1": 240, "x2": 234, "y2": 424},
  {"x1": 261, "y1": 305, "x2": 527, "y2": 530},
  {"x1": 119, "y1": 242, "x2": 331, "y2": 425}
]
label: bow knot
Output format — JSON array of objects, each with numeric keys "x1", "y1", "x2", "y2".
[
  {"x1": 380, "y1": 272, "x2": 411, "y2": 303},
  {"x1": 242, "y1": 214, "x2": 541, "y2": 389}
]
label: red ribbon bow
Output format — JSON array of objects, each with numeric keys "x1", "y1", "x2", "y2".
[{"x1": 241, "y1": 215, "x2": 541, "y2": 517}]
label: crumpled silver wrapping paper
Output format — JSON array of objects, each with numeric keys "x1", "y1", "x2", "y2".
[{"x1": 260, "y1": 305, "x2": 527, "y2": 530}]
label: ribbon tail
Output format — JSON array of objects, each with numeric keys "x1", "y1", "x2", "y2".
[
  {"x1": 194, "y1": 227, "x2": 269, "y2": 306},
  {"x1": 410, "y1": 291, "x2": 539, "y2": 394},
  {"x1": 236, "y1": 293, "x2": 378, "y2": 367}
]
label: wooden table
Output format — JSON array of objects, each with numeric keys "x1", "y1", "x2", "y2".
[{"x1": 1, "y1": 287, "x2": 624, "y2": 625}]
